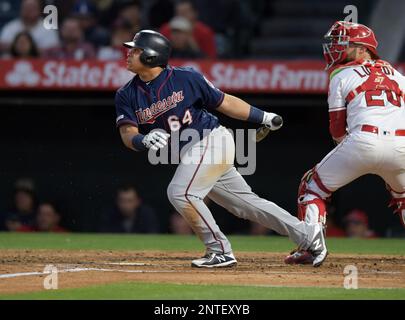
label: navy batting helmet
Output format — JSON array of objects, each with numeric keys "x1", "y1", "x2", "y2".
[{"x1": 124, "y1": 30, "x2": 171, "y2": 68}]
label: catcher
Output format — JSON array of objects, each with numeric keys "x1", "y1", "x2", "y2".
[{"x1": 285, "y1": 21, "x2": 405, "y2": 264}]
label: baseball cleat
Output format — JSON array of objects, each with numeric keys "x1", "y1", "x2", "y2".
[
  {"x1": 284, "y1": 249, "x2": 314, "y2": 265},
  {"x1": 307, "y1": 223, "x2": 328, "y2": 267},
  {"x1": 191, "y1": 252, "x2": 237, "y2": 268}
]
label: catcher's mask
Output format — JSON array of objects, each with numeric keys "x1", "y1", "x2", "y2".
[{"x1": 322, "y1": 21, "x2": 379, "y2": 70}]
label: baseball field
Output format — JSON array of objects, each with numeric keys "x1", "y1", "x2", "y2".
[{"x1": 0, "y1": 232, "x2": 404, "y2": 300}]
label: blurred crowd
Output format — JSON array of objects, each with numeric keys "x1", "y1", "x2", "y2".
[
  {"x1": 0, "y1": 178, "x2": 68, "y2": 232},
  {"x1": 0, "y1": 0, "x2": 256, "y2": 60},
  {"x1": 2, "y1": 1, "x2": 405, "y2": 62},
  {"x1": 0, "y1": 177, "x2": 379, "y2": 238}
]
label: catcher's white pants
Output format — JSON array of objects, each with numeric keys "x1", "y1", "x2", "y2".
[
  {"x1": 313, "y1": 129, "x2": 405, "y2": 193},
  {"x1": 167, "y1": 125, "x2": 317, "y2": 254},
  {"x1": 305, "y1": 128, "x2": 405, "y2": 223}
]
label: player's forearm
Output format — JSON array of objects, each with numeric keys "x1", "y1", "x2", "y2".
[
  {"x1": 122, "y1": 133, "x2": 137, "y2": 151},
  {"x1": 217, "y1": 94, "x2": 281, "y2": 129},
  {"x1": 217, "y1": 94, "x2": 251, "y2": 120},
  {"x1": 119, "y1": 124, "x2": 140, "y2": 151}
]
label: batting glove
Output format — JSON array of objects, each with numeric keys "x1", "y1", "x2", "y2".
[
  {"x1": 143, "y1": 131, "x2": 171, "y2": 151},
  {"x1": 262, "y1": 112, "x2": 283, "y2": 131}
]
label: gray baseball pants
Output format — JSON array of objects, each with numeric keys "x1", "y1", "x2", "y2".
[{"x1": 167, "y1": 126, "x2": 317, "y2": 254}]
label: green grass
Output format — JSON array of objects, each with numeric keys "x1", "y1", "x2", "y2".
[
  {"x1": 2, "y1": 282, "x2": 405, "y2": 300},
  {"x1": 0, "y1": 232, "x2": 404, "y2": 255}
]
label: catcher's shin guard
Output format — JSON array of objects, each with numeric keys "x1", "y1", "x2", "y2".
[
  {"x1": 285, "y1": 169, "x2": 330, "y2": 266},
  {"x1": 298, "y1": 198, "x2": 327, "y2": 226},
  {"x1": 297, "y1": 168, "x2": 330, "y2": 226}
]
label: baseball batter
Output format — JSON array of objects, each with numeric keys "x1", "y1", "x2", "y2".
[
  {"x1": 286, "y1": 21, "x2": 405, "y2": 264},
  {"x1": 115, "y1": 30, "x2": 328, "y2": 268}
]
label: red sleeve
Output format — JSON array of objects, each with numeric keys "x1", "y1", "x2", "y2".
[
  {"x1": 159, "y1": 23, "x2": 171, "y2": 38},
  {"x1": 329, "y1": 109, "x2": 347, "y2": 139},
  {"x1": 193, "y1": 22, "x2": 217, "y2": 58}
]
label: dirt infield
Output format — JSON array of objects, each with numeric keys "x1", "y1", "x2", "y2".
[{"x1": 0, "y1": 250, "x2": 404, "y2": 294}]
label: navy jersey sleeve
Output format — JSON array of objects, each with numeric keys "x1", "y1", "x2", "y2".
[
  {"x1": 190, "y1": 71, "x2": 225, "y2": 109},
  {"x1": 115, "y1": 89, "x2": 138, "y2": 128}
]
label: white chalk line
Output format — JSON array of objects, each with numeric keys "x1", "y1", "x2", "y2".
[{"x1": 0, "y1": 267, "x2": 197, "y2": 279}]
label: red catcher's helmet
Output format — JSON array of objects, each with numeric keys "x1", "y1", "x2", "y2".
[{"x1": 322, "y1": 21, "x2": 379, "y2": 70}]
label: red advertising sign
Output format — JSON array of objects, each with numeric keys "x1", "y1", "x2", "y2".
[{"x1": 1, "y1": 59, "x2": 404, "y2": 93}]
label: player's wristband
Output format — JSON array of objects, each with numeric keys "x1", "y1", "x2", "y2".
[
  {"x1": 247, "y1": 106, "x2": 265, "y2": 124},
  {"x1": 131, "y1": 134, "x2": 147, "y2": 152}
]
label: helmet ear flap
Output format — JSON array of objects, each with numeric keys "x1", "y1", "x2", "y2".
[{"x1": 139, "y1": 51, "x2": 156, "y2": 67}]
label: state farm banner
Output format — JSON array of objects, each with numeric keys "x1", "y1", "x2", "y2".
[
  {"x1": 0, "y1": 59, "x2": 130, "y2": 91},
  {"x1": 1, "y1": 59, "x2": 404, "y2": 93}
]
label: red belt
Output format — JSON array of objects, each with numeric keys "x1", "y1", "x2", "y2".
[{"x1": 361, "y1": 125, "x2": 405, "y2": 136}]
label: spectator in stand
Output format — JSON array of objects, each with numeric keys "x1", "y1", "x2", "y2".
[
  {"x1": 97, "y1": 17, "x2": 133, "y2": 61},
  {"x1": 44, "y1": 17, "x2": 96, "y2": 60},
  {"x1": 169, "y1": 16, "x2": 204, "y2": 59},
  {"x1": 159, "y1": 0, "x2": 217, "y2": 58},
  {"x1": 98, "y1": 0, "x2": 145, "y2": 61},
  {"x1": 344, "y1": 209, "x2": 378, "y2": 238},
  {"x1": 192, "y1": 0, "x2": 255, "y2": 57},
  {"x1": 169, "y1": 210, "x2": 193, "y2": 235},
  {"x1": 117, "y1": 0, "x2": 143, "y2": 35},
  {"x1": 18, "y1": 202, "x2": 68, "y2": 232},
  {"x1": 147, "y1": 0, "x2": 175, "y2": 30},
  {"x1": 99, "y1": 184, "x2": 159, "y2": 233},
  {"x1": 71, "y1": 0, "x2": 110, "y2": 49},
  {"x1": 0, "y1": 178, "x2": 37, "y2": 231},
  {"x1": 6, "y1": 31, "x2": 40, "y2": 58},
  {"x1": 0, "y1": 0, "x2": 59, "y2": 54},
  {"x1": 92, "y1": 0, "x2": 116, "y2": 27}
]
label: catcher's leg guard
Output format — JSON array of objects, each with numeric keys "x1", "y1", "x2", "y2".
[
  {"x1": 298, "y1": 197, "x2": 327, "y2": 226},
  {"x1": 297, "y1": 168, "x2": 331, "y2": 226},
  {"x1": 285, "y1": 168, "x2": 331, "y2": 265}
]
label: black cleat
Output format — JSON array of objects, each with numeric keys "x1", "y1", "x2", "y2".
[{"x1": 191, "y1": 253, "x2": 237, "y2": 268}]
